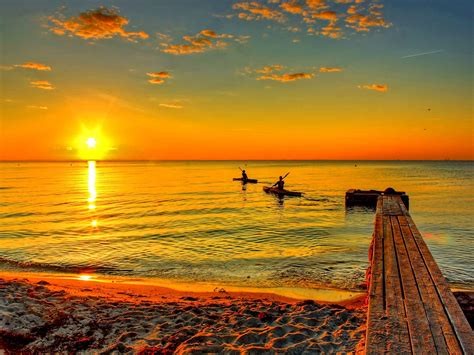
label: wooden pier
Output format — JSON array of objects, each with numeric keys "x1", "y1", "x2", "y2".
[
  {"x1": 365, "y1": 194, "x2": 473, "y2": 354},
  {"x1": 345, "y1": 188, "x2": 409, "y2": 210}
]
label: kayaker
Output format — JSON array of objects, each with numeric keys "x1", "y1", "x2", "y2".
[
  {"x1": 273, "y1": 176, "x2": 285, "y2": 190},
  {"x1": 242, "y1": 169, "x2": 248, "y2": 182}
]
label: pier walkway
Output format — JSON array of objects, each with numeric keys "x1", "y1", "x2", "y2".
[{"x1": 365, "y1": 194, "x2": 473, "y2": 354}]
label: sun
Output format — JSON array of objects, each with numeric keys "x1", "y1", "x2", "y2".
[
  {"x1": 86, "y1": 137, "x2": 97, "y2": 149},
  {"x1": 74, "y1": 124, "x2": 114, "y2": 160}
]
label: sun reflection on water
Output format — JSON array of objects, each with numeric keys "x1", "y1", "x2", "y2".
[
  {"x1": 88, "y1": 161, "x2": 98, "y2": 228},
  {"x1": 88, "y1": 161, "x2": 97, "y2": 205}
]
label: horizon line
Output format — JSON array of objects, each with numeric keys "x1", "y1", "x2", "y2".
[{"x1": 0, "y1": 159, "x2": 470, "y2": 163}]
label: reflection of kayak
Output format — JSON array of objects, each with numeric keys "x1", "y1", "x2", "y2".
[
  {"x1": 233, "y1": 178, "x2": 258, "y2": 184},
  {"x1": 263, "y1": 186, "x2": 302, "y2": 197}
]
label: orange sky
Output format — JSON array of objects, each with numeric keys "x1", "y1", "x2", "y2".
[{"x1": 1, "y1": 1, "x2": 472, "y2": 160}]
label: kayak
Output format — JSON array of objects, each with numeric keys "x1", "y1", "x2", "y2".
[
  {"x1": 263, "y1": 186, "x2": 302, "y2": 197},
  {"x1": 233, "y1": 178, "x2": 258, "y2": 184}
]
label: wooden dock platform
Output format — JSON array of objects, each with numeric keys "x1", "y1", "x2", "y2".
[
  {"x1": 365, "y1": 194, "x2": 473, "y2": 354},
  {"x1": 345, "y1": 188, "x2": 409, "y2": 210}
]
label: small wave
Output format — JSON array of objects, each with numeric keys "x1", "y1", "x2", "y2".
[
  {"x1": 0, "y1": 212, "x2": 35, "y2": 218},
  {"x1": 0, "y1": 256, "x2": 130, "y2": 274}
]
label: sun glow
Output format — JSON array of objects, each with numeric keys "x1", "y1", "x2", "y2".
[
  {"x1": 74, "y1": 125, "x2": 114, "y2": 160},
  {"x1": 86, "y1": 137, "x2": 97, "y2": 148}
]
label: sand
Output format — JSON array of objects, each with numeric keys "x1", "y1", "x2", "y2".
[{"x1": 0, "y1": 272, "x2": 367, "y2": 353}]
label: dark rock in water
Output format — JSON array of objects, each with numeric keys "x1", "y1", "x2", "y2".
[
  {"x1": 453, "y1": 291, "x2": 474, "y2": 329},
  {"x1": 37, "y1": 280, "x2": 50, "y2": 285}
]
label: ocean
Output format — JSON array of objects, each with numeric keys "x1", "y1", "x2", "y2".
[{"x1": 1, "y1": 161, "x2": 473, "y2": 294}]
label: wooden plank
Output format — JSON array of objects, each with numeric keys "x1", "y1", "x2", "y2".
[
  {"x1": 399, "y1": 200, "x2": 474, "y2": 354},
  {"x1": 382, "y1": 211, "x2": 411, "y2": 353},
  {"x1": 390, "y1": 215, "x2": 437, "y2": 353},
  {"x1": 397, "y1": 215, "x2": 453, "y2": 353},
  {"x1": 383, "y1": 195, "x2": 402, "y2": 216},
  {"x1": 366, "y1": 210, "x2": 387, "y2": 354}
]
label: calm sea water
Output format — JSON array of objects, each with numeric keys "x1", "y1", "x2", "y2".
[{"x1": 0, "y1": 161, "x2": 473, "y2": 291}]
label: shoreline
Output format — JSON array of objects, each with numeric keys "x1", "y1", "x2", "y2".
[
  {"x1": 0, "y1": 271, "x2": 368, "y2": 353},
  {"x1": 0, "y1": 270, "x2": 366, "y2": 305}
]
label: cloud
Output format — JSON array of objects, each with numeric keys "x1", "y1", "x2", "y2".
[
  {"x1": 233, "y1": 2, "x2": 285, "y2": 22},
  {"x1": 319, "y1": 66, "x2": 343, "y2": 73},
  {"x1": 30, "y1": 80, "x2": 54, "y2": 90},
  {"x1": 0, "y1": 65, "x2": 14, "y2": 71},
  {"x1": 47, "y1": 7, "x2": 149, "y2": 41},
  {"x1": 280, "y1": 1, "x2": 304, "y2": 14},
  {"x1": 252, "y1": 65, "x2": 314, "y2": 82},
  {"x1": 306, "y1": 0, "x2": 328, "y2": 10},
  {"x1": 258, "y1": 72, "x2": 314, "y2": 82},
  {"x1": 312, "y1": 11, "x2": 338, "y2": 21},
  {"x1": 27, "y1": 105, "x2": 48, "y2": 110},
  {"x1": 156, "y1": 32, "x2": 172, "y2": 42},
  {"x1": 14, "y1": 62, "x2": 52, "y2": 71},
  {"x1": 161, "y1": 29, "x2": 244, "y2": 55},
  {"x1": 159, "y1": 103, "x2": 183, "y2": 109},
  {"x1": 358, "y1": 84, "x2": 388, "y2": 92},
  {"x1": 320, "y1": 21, "x2": 342, "y2": 38},
  {"x1": 345, "y1": 4, "x2": 391, "y2": 32},
  {"x1": 147, "y1": 72, "x2": 172, "y2": 79},
  {"x1": 230, "y1": 0, "x2": 391, "y2": 39},
  {"x1": 256, "y1": 64, "x2": 285, "y2": 74},
  {"x1": 147, "y1": 72, "x2": 172, "y2": 85}
]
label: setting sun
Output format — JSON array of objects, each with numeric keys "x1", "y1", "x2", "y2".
[
  {"x1": 86, "y1": 137, "x2": 97, "y2": 149},
  {"x1": 73, "y1": 126, "x2": 113, "y2": 160}
]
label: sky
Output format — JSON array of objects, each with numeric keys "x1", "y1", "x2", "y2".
[{"x1": 0, "y1": 0, "x2": 472, "y2": 160}]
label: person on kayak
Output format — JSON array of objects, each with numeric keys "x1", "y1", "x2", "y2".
[
  {"x1": 241, "y1": 170, "x2": 248, "y2": 182},
  {"x1": 273, "y1": 176, "x2": 285, "y2": 190}
]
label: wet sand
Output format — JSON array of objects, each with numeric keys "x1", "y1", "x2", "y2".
[{"x1": 0, "y1": 272, "x2": 367, "y2": 353}]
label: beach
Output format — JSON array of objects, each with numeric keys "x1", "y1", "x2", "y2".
[{"x1": 0, "y1": 272, "x2": 367, "y2": 353}]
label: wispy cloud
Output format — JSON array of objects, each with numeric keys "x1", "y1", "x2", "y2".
[
  {"x1": 147, "y1": 71, "x2": 172, "y2": 85},
  {"x1": 47, "y1": 7, "x2": 149, "y2": 42},
  {"x1": 402, "y1": 49, "x2": 444, "y2": 59},
  {"x1": 3, "y1": 62, "x2": 52, "y2": 71},
  {"x1": 358, "y1": 83, "x2": 388, "y2": 92},
  {"x1": 256, "y1": 64, "x2": 285, "y2": 74},
  {"x1": 160, "y1": 29, "x2": 247, "y2": 55},
  {"x1": 27, "y1": 105, "x2": 48, "y2": 110},
  {"x1": 319, "y1": 67, "x2": 343, "y2": 73},
  {"x1": 14, "y1": 62, "x2": 52, "y2": 71},
  {"x1": 159, "y1": 103, "x2": 183, "y2": 109},
  {"x1": 30, "y1": 80, "x2": 54, "y2": 90}
]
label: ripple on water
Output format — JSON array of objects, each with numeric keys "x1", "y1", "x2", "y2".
[{"x1": 0, "y1": 161, "x2": 473, "y2": 291}]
